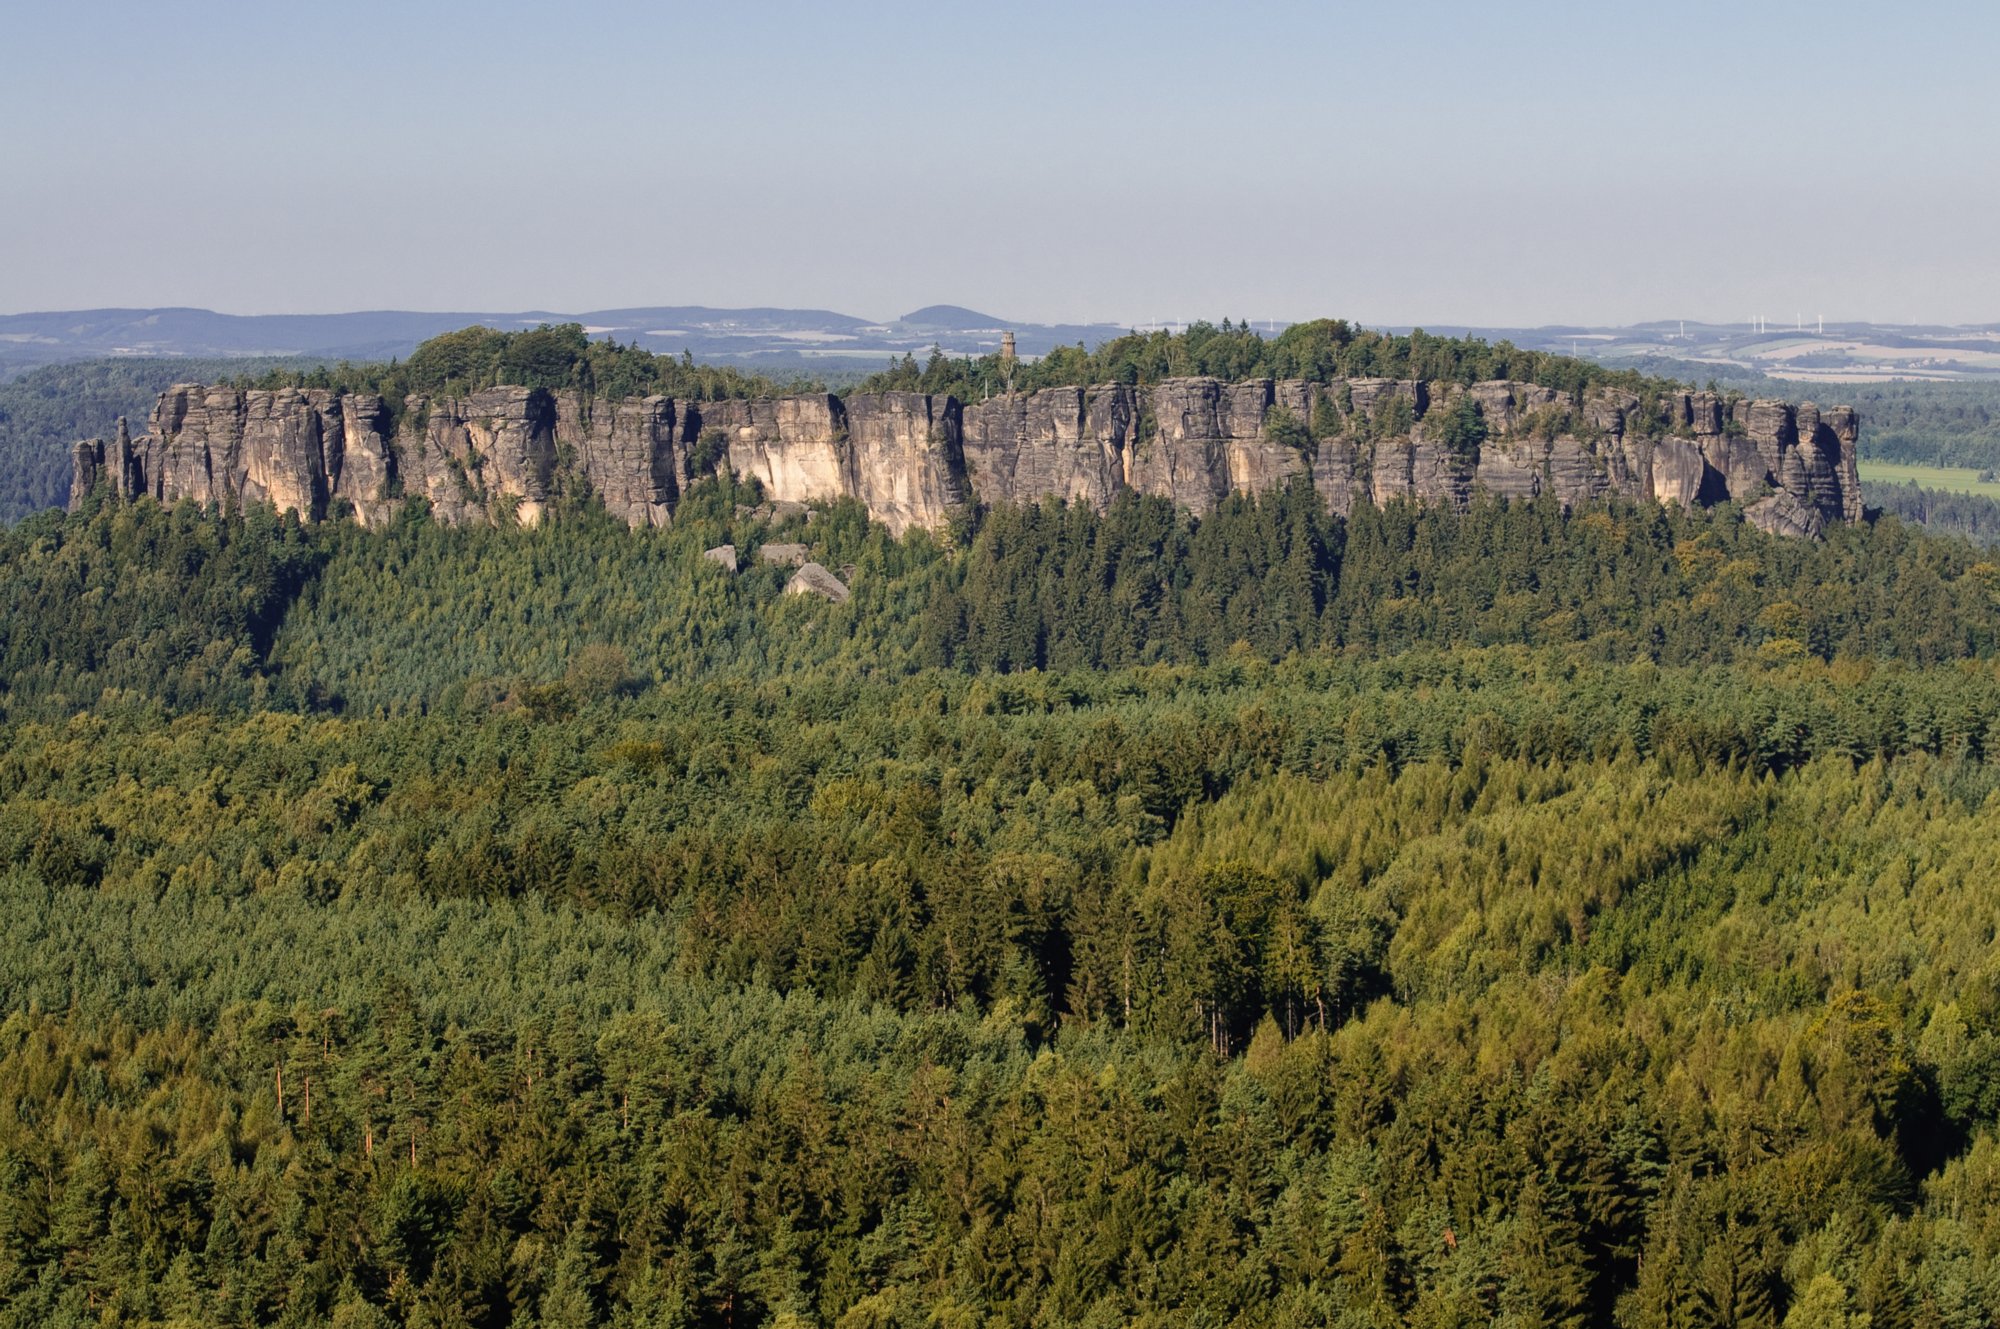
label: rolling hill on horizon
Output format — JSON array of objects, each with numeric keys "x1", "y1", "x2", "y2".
[
  {"x1": 9, "y1": 305, "x2": 2000, "y2": 392},
  {"x1": 0, "y1": 304, "x2": 1130, "y2": 378}
]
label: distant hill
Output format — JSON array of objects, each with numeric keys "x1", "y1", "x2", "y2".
[
  {"x1": 0, "y1": 304, "x2": 1134, "y2": 375},
  {"x1": 897, "y1": 305, "x2": 1009, "y2": 330},
  {"x1": 10, "y1": 306, "x2": 2000, "y2": 387},
  {"x1": 0, "y1": 308, "x2": 502, "y2": 367}
]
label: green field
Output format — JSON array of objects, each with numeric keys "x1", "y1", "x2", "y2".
[{"x1": 1859, "y1": 457, "x2": 2000, "y2": 497}]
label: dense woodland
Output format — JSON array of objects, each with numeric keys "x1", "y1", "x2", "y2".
[
  {"x1": 5, "y1": 457, "x2": 2000, "y2": 1326},
  {"x1": 1825, "y1": 383, "x2": 2000, "y2": 471},
  {"x1": 7, "y1": 324, "x2": 2000, "y2": 1325},
  {"x1": 236, "y1": 326, "x2": 813, "y2": 431},
  {"x1": 1870, "y1": 482, "x2": 2000, "y2": 547},
  {"x1": 857, "y1": 320, "x2": 1655, "y2": 402}
]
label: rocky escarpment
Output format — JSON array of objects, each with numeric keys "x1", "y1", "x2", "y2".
[
  {"x1": 73, "y1": 376, "x2": 1862, "y2": 538},
  {"x1": 964, "y1": 377, "x2": 1860, "y2": 536},
  {"x1": 71, "y1": 385, "x2": 963, "y2": 537}
]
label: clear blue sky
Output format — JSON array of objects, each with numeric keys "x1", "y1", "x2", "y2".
[{"x1": 4, "y1": 0, "x2": 1995, "y2": 326}]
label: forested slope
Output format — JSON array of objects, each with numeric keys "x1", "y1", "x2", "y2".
[
  {"x1": 4, "y1": 479, "x2": 2000, "y2": 1326},
  {"x1": 1871, "y1": 481, "x2": 2000, "y2": 546}
]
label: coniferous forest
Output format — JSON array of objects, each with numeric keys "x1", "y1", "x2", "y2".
[{"x1": 10, "y1": 338, "x2": 2000, "y2": 1326}]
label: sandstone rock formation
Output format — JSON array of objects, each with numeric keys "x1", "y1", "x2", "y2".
[
  {"x1": 961, "y1": 385, "x2": 1131, "y2": 512},
  {"x1": 558, "y1": 394, "x2": 679, "y2": 528},
  {"x1": 693, "y1": 395, "x2": 845, "y2": 514},
  {"x1": 844, "y1": 393, "x2": 966, "y2": 536},
  {"x1": 784, "y1": 562, "x2": 850, "y2": 603},
  {"x1": 1745, "y1": 491, "x2": 1826, "y2": 540},
  {"x1": 71, "y1": 374, "x2": 1864, "y2": 539}
]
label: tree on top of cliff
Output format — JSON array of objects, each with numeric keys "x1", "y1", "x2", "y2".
[
  {"x1": 237, "y1": 324, "x2": 816, "y2": 410},
  {"x1": 856, "y1": 318, "x2": 1670, "y2": 401},
  {"x1": 1434, "y1": 395, "x2": 1489, "y2": 457}
]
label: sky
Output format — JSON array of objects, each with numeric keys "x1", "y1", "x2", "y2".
[{"x1": 4, "y1": 0, "x2": 1997, "y2": 327}]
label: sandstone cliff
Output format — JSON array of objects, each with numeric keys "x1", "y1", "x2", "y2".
[{"x1": 72, "y1": 375, "x2": 1863, "y2": 538}]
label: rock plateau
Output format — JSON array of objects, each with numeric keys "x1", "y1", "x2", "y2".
[{"x1": 72, "y1": 377, "x2": 1863, "y2": 538}]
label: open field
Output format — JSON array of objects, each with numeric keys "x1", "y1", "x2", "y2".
[{"x1": 1859, "y1": 458, "x2": 2000, "y2": 497}]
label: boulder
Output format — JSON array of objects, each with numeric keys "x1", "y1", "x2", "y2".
[
  {"x1": 760, "y1": 542, "x2": 810, "y2": 568},
  {"x1": 1745, "y1": 491, "x2": 1825, "y2": 540},
  {"x1": 703, "y1": 544, "x2": 739, "y2": 571},
  {"x1": 784, "y1": 562, "x2": 850, "y2": 603}
]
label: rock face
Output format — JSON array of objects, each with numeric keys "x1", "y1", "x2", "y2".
[
  {"x1": 1746, "y1": 491, "x2": 1826, "y2": 540},
  {"x1": 962, "y1": 385, "x2": 1131, "y2": 512},
  {"x1": 404, "y1": 388, "x2": 559, "y2": 526},
  {"x1": 691, "y1": 395, "x2": 846, "y2": 514},
  {"x1": 557, "y1": 394, "x2": 679, "y2": 528},
  {"x1": 844, "y1": 393, "x2": 965, "y2": 536},
  {"x1": 687, "y1": 391, "x2": 961, "y2": 537},
  {"x1": 326, "y1": 394, "x2": 400, "y2": 527},
  {"x1": 1121, "y1": 378, "x2": 1316, "y2": 515},
  {"x1": 71, "y1": 376, "x2": 1864, "y2": 538}
]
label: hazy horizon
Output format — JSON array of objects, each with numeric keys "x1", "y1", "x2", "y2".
[{"x1": 8, "y1": 0, "x2": 1999, "y2": 327}]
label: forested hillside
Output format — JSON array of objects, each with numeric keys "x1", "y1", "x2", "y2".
[
  {"x1": 1871, "y1": 481, "x2": 2000, "y2": 546},
  {"x1": 6, "y1": 446, "x2": 2000, "y2": 1324},
  {"x1": 1834, "y1": 381, "x2": 2000, "y2": 470}
]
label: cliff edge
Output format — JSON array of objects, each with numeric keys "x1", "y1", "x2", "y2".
[{"x1": 71, "y1": 377, "x2": 1861, "y2": 538}]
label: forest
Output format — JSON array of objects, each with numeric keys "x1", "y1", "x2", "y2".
[
  {"x1": 1869, "y1": 482, "x2": 2000, "y2": 547},
  {"x1": 1826, "y1": 382, "x2": 2000, "y2": 471},
  {"x1": 8, "y1": 317, "x2": 2000, "y2": 1325},
  {"x1": 4, "y1": 457, "x2": 2000, "y2": 1327}
]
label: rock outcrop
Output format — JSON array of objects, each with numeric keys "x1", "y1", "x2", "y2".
[
  {"x1": 962, "y1": 385, "x2": 1131, "y2": 512},
  {"x1": 844, "y1": 393, "x2": 965, "y2": 536},
  {"x1": 692, "y1": 395, "x2": 846, "y2": 515},
  {"x1": 558, "y1": 394, "x2": 679, "y2": 528},
  {"x1": 71, "y1": 375, "x2": 1864, "y2": 538},
  {"x1": 784, "y1": 562, "x2": 850, "y2": 603},
  {"x1": 1745, "y1": 491, "x2": 1826, "y2": 540}
]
